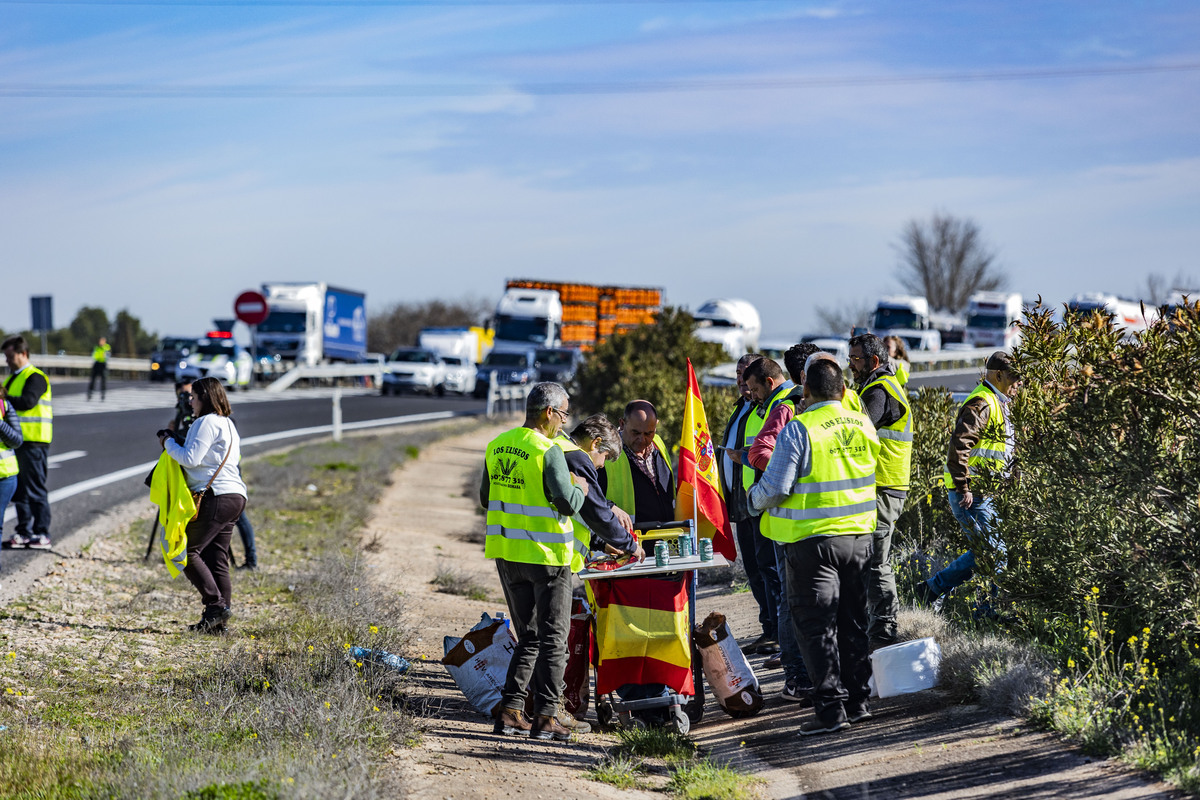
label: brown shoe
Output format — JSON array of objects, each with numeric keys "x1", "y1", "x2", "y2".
[
  {"x1": 530, "y1": 714, "x2": 572, "y2": 742},
  {"x1": 556, "y1": 713, "x2": 591, "y2": 735},
  {"x1": 493, "y1": 707, "x2": 531, "y2": 736}
]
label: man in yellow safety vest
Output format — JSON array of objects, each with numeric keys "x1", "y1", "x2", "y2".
[
  {"x1": 914, "y1": 351, "x2": 1021, "y2": 605},
  {"x1": 479, "y1": 382, "x2": 587, "y2": 742},
  {"x1": 2, "y1": 336, "x2": 53, "y2": 551},
  {"x1": 600, "y1": 399, "x2": 675, "y2": 525},
  {"x1": 88, "y1": 336, "x2": 112, "y2": 401},
  {"x1": 849, "y1": 332, "x2": 912, "y2": 651},
  {"x1": 750, "y1": 357, "x2": 880, "y2": 736}
]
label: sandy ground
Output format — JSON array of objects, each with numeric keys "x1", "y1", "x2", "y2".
[{"x1": 361, "y1": 422, "x2": 1186, "y2": 800}]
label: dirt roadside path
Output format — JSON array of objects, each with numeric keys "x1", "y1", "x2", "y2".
[{"x1": 363, "y1": 422, "x2": 1185, "y2": 800}]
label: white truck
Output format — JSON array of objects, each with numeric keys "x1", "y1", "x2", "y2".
[
  {"x1": 692, "y1": 298, "x2": 762, "y2": 358},
  {"x1": 871, "y1": 295, "x2": 941, "y2": 352},
  {"x1": 1065, "y1": 293, "x2": 1158, "y2": 338},
  {"x1": 418, "y1": 327, "x2": 490, "y2": 365},
  {"x1": 492, "y1": 288, "x2": 563, "y2": 354},
  {"x1": 253, "y1": 283, "x2": 367, "y2": 367},
  {"x1": 965, "y1": 292, "x2": 1023, "y2": 349}
]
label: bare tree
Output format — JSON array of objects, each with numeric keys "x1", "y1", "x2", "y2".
[
  {"x1": 1143, "y1": 271, "x2": 1198, "y2": 305},
  {"x1": 367, "y1": 296, "x2": 492, "y2": 354},
  {"x1": 813, "y1": 299, "x2": 874, "y2": 337},
  {"x1": 894, "y1": 213, "x2": 1007, "y2": 313}
]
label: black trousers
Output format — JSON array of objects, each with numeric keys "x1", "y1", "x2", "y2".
[
  {"x1": 783, "y1": 533, "x2": 873, "y2": 725},
  {"x1": 12, "y1": 443, "x2": 50, "y2": 539},
  {"x1": 183, "y1": 491, "x2": 246, "y2": 609},
  {"x1": 88, "y1": 362, "x2": 107, "y2": 398}
]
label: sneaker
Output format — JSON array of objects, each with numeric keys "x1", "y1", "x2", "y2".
[
  {"x1": 762, "y1": 653, "x2": 783, "y2": 670},
  {"x1": 3, "y1": 533, "x2": 33, "y2": 549},
  {"x1": 236, "y1": 562, "x2": 258, "y2": 571},
  {"x1": 27, "y1": 535, "x2": 52, "y2": 551},
  {"x1": 847, "y1": 707, "x2": 873, "y2": 724},
  {"x1": 556, "y1": 713, "x2": 591, "y2": 735},
  {"x1": 530, "y1": 715, "x2": 572, "y2": 742},
  {"x1": 798, "y1": 718, "x2": 850, "y2": 736},
  {"x1": 493, "y1": 707, "x2": 531, "y2": 736},
  {"x1": 781, "y1": 679, "x2": 814, "y2": 707},
  {"x1": 911, "y1": 577, "x2": 940, "y2": 607}
]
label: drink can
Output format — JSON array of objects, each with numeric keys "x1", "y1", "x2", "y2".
[
  {"x1": 654, "y1": 540, "x2": 668, "y2": 568},
  {"x1": 699, "y1": 538, "x2": 714, "y2": 562},
  {"x1": 678, "y1": 535, "x2": 692, "y2": 558}
]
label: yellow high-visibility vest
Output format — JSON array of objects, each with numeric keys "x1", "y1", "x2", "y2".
[
  {"x1": 603, "y1": 433, "x2": 671, "y2": 519},
  {"x1": 943, "y1": 383, "x2": 1008, "y2": 490},
  {"x1": 861, "y1": 373, "x2": 912, "y2": 490},
  {"x1": 0, "y1": 444, "x2": 17, "y2": 479},
  {"x1": 483, "y1": 427, "x2": 574, "y2": 567},
  {"x1": 5, "y1": 366, "x2": 52, "y2": 444},
  {"x1": 761, "y1": 401, "x2": 880, "y2": 543},
  {"x1": 93, "y1": 344, "x2": 111, "y2": 363}
]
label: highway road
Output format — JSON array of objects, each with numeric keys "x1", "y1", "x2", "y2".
[{"x1": 2, "y1": 379, "x2": 484, "y2": 572}]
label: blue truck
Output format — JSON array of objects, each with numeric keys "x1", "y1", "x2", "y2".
[{"x1": 253, "y1": 282, "x2": 367, "y2": 367}]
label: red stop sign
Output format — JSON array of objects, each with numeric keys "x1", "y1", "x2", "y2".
[{"x1": 234, "y1": 291, "x2": 270, "y2": 325}]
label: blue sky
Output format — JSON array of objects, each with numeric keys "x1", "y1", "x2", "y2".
[{"x1": 1, "y1": 0, "x2": 1198, "y2": 342}]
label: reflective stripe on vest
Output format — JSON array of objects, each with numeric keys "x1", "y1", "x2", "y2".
[
  {"x1": 483, "y1": 427, "x2": 574, "y2": 567},
  {"x1": 5, "y1": 366, "x2": 53, "y2": 444},
  {"x1": 741, "y1": 382, "x2": 792, "y2": 491},
  {"x1": 761, "y1": 402, "x2": 880, "y2": 544},
  {"x1": 862, "y1": 373, "x2": 912, "y2": 490},
  {"x1": 0, "y1": 447, "x2": 17, "y2": 479},
  {"x1": 556, "y1": 436, "x2": 595, "y2": 572},
  {"x1": 943, "y1": 383, "x2": 1008, "y2": 489},
  {"x1": 603, "y1": 433, "x2": 670, "y2": 520}
]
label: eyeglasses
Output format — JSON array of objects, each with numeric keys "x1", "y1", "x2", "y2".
[
  {"x1": 550, "y1": 407, "x2": 570, "y2": 421},
  {"x1": 848, "y1": 355, "x2": 866, "y2": 362}
]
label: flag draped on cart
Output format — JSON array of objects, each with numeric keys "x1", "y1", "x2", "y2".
[{"x1": 675, "y1": 359, "x2": 736, "y2": 559}]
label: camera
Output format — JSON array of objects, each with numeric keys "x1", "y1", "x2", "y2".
[{"x1": 157, "y1": 428, "x2": 184, "y2": 445}]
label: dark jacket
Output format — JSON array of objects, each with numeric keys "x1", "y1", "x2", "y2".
[
  {"x1": 563, "y1": 449, "x2": 637, "y2": 554},
  {"x1": 718, "y1": 396, "x2": 754, "y2": 521},
  {"x1": 600, "y1": 444, "x2": 675, "y2": 526}
]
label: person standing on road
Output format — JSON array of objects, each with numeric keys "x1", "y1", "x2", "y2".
[
  {"x1": 915, "y1": 351, "x2": 1021, "y2": 605},
  {"x1": 718, "y1": 354, "x2": 782, "y2": 658},
  {"x1": 750, "y1": 358, "x2": 880, "y2": 736},
  {"x1": 160, "y1": 377, "x2": 247, "y2": 634},
  {"x1": 479, "y1": 382, "x2": 587, "y2": 742},
  {"x1": 87, "y1": 336, "x2": 112, "y2": 401},
  {"x1": 169, "y1": 378, "x2": 258, "y2": 571},
  {"x1": 2, "y1": 335, "x2": 53, "y2": 551},
  {"x1": 0, "y1": 384, "x2": 23, "y2": 569},
  {"x1": 849, "y1": 333, "x2": 912, "y2": 651}
]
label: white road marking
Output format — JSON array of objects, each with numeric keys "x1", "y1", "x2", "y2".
[{"x1": 48, "y1": 450, "x2": 87, "y2": 466}]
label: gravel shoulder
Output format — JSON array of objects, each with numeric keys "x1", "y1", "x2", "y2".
[{"x1": 359, "y1": 422, "x2": 1185, "y2": 800}]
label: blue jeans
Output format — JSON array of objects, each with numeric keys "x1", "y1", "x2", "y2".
[
  {"x1": 235, "y1": 512, "x2": 257, "y2": 567},
  {"x1": 0, "y1": 474, "x2": 17, "y2": 562},
  {"x1": 774, "y1": 540, "x2": 810, "y2": 686},
  {"x1": 927, "y1": 491, "x2": 1006, "y2": 596},
  {"x1": 735, "y1": 516, "x2": 780, "y2": 640}
]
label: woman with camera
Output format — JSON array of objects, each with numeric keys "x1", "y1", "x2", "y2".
[{"x1": 158, "y1": 376, "x2": 246, "y2": 634}]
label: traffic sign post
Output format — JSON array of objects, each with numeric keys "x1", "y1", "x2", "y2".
[{"x1": 234, "y1": 291, "x2": 270, "y2": 386}]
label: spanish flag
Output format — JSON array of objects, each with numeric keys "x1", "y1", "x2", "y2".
[
  {"x1": 588, "y1": 575, "x2": 694, "y2": 695},
  {"x1": 676, "y1": 359, "x2": 736, "y2": 559}
]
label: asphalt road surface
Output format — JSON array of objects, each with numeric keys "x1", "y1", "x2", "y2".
[{"x1": 2, "y1": 378, "x2": 484, "y2": 571}]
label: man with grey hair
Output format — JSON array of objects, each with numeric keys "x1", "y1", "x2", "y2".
[
  {"x1": 479, "y1": 382, "x2": 588, "y2": 742},
  {"x1": 564, "y1": 414, "x2": 645, "y2": 560}
]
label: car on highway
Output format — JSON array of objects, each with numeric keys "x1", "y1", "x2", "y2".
[
  {"x1": 381, "y1": 347, "x2": 447, "y2": 396},
  {"x1": 176, "y1": 331, "x2": 253, "y2": 389},
  {"x1": 473, "y1": 349, "x2": 538, "y2": 399},
  {"x1": 801, "y1": 334, "x2": 850, "y2": 367},
  {"x1": 440, "y1": 355, "x2": 476, "y2": 395},
  {"x1": 149, "y1": 336, "x2": 197, "y2": 382},
  {"x1": 535, "y1": 347, "x2": 585, "y2": 385}
]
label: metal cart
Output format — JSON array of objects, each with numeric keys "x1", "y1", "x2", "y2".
[{"x1": 579, "y1": 519, "x2": 729, "y2": 734}]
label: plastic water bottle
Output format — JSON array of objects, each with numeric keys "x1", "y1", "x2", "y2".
[{"x1": 349, "y1": 646, "x2": 410, "y2": 674}]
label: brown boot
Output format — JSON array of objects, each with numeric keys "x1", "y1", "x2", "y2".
[
  {"x1": 530, "y1": 714, "x2": 572, "y2": 742},
  {"x1": 556, "y1": 712, "x2": 591, "y2": 735},
  {"x1": 493, "y1": 707, "x2": 532, "y2": 736}
]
